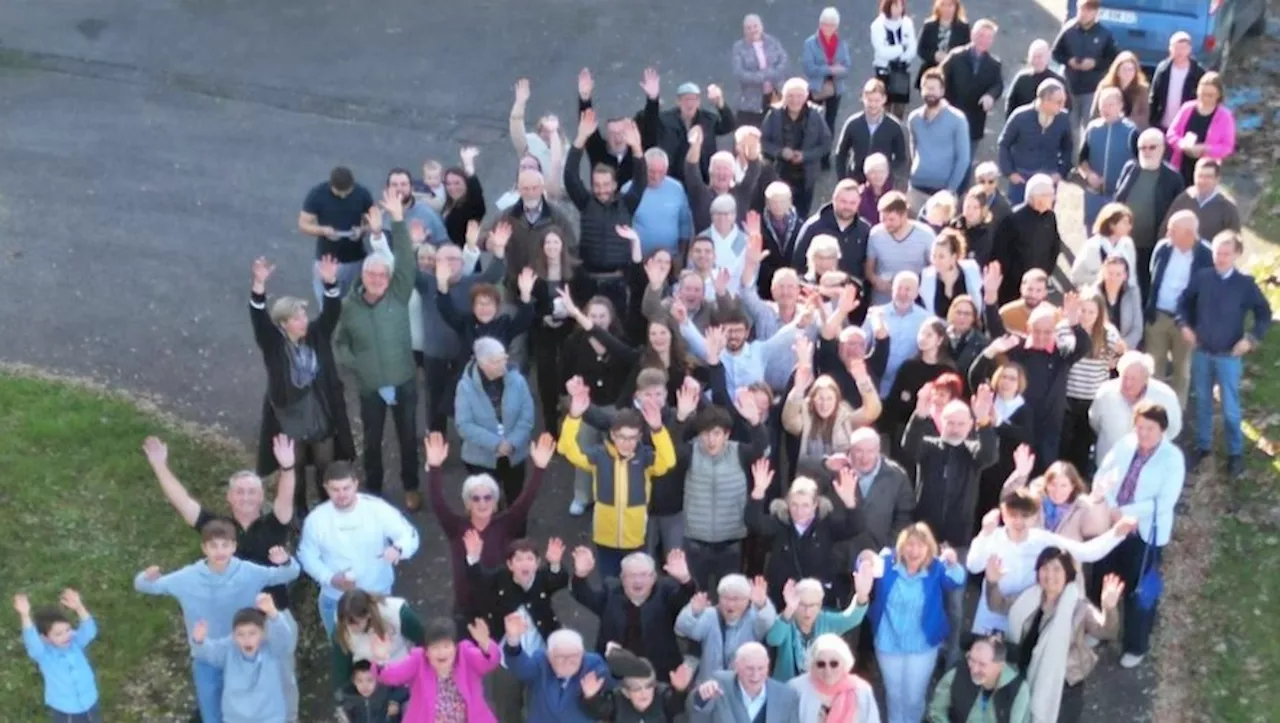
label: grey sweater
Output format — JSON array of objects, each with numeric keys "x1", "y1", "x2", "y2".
[
  {"x1": 907, "y1": 103, "x2": 971, "y2": 192},
  {"x1": 1163, "y1": 190, "x2": 1242, "y2": 245}
]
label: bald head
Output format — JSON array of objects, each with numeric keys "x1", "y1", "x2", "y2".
[{"x1": 517, "y1": 170, "x2": 545, "y2": 205}]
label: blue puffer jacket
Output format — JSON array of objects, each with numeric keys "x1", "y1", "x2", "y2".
[{"x1": 454, "y1": 362, "x2": 534, "y2": 469}]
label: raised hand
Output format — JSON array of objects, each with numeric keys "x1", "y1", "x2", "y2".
[
  {"x1": 689, "y1": 591, "x2": 711, "y2": 615},
  {"x1": 703, "y1": 325, "x2": 727, "y2": 363},
  {"x1": 706, "y1": 84, "x2": 724, "y2": 107},
  {"x1": 576, "y1": 109, "x2": 598, "y2": 146},
  {"x1": 669, "y1": 299, "x2": 689, "y2": 326},
  {"x1": 577, "y1": 67, "x2": 594, "y2": 99},
  {"x1": 985, "y1": 555, "x2": 1005, "y2": 583},
  {"x1": 566, "y1": 375, "x2": 591, "y2": 417},
  {"x1": 782, "y1": 579, "x2": 799, "y2": 609},
  {"x1": 380, "y1": 187, "x2": 404, "y2": 222},
  {"x1": 641, "y1": 67, "x2": 661, "y2": 99},
  {"x1": 366, "y1": 203, "x2": 384, "y2": 234},
  {"x1": 939, "y1": 544, "x2": 958, "y2": 566},
  {"x1": 970, "y1": 383, "x2": 994, "y2": 422},
  {"x1": 1100, "y1": 574, "x2": 1125, "y2": 610},
  {"x1": 468, "y1": 617, "x2": 492, "y2": 649},
  {"x1": 192, "y1": 620, "x2": 208, "y2": 644},
  {"x1": 664, "y1": 549, "x2": 691, "y2": 583},
  {"x1": 256, "y1": 592, "x2": 278, "y2": 618},
  {"x1": 489, "y1": 221, "x2": 513, "y2": 257},
  {"x1": 733, "y1": 387, "x2": 763, "y2": 426},
  {"x1": 1012, "y1": 444, "x2": 1035, "y2": 480},
  {"x1": 464, "y1": 220, "x2": 481, "y2": 249},
  {"x1": 580, "y1": 670, "x2": 605, "y2": 699},
  {"x1": 1062, "y1": 291, "x2": 1082, "y2": 325},
  {"x1": 697, "y1": 680, "x2": 724, "y2": 701},
  {"x1": 424, "y1": 432, "x2": 449, "y2": 469},
  {"x1": 640, "y1": 396, "x2": 664, "y2": 430},
  {"x1": 517, "y1": 267, "x2": 537, "y2": 300},
  {"x1": 915, "y1": 382, "x2": 936, "y2": 417},
  {"x1": 615, "y1": 224, "x2": 640, "y2": 244},
  {"x1": 142, "y1": 436, "x2": 168, "y2": 466},
  {"x1": 409, "y1": 219, "x2": 429, "y2": 248},
  {"x1": 713, "y1": 266, "x2": 731, "y2": 295},
  {"x1": 833, "y1": 467, "x2": 859, "y2": 508},
  {"x1": 463, "y1": 528, "x2": 484, "y2": 559},
  {"x1": 315, "y1": 253, "x2": 339, "y2": 286},
  {"x1": 982, "y1": 261, "x2": 1002, "y2": 294},
  {"x1": 750, "y1": 576, "x2": 769, "y2": 607},
  {"x1": 459, "y1": 146, "x2": 480, "y2": 167},
  {"x1": 529, "y1": 432, "x2": 556, "y2": 469},
  {"x1": 643, "y1": 253, "x2": 668, "y2": 289},
  {"x1": 670, "y1": 662, "x2": 695, "y2": 691},
  {"x1": 513, "y1": 78, "x2": 531, "y2": 105},
  {"x1": 251, "y1": 256, "x2": 276, "y2": 288},
  {"x1": 267, "y1": 545, "x2": 290, "y2": 565},
  {"x1": 981, "y1": 507, "x2": 1002, "y2": 535},
  {"x1": 793, "y1": 333, "x2": 815, "y2": 369},
  {"x1": 824, "y1": 453, "x2": 851, "y2": 472},
  {"x1": 853, "y1": 558, "x2": 875, "y2": 602},
  {"x1": 687, "y1": 124, "x2": 704, "y2": 149},
  {"x1": 675, "y1": 379, "x2": 700, "y2": 420},
  {"x1": 545, "y1": 537, "x2": 565, "y2": 566},
  {"x1": 272, "y1": 434, "x2": 296, "y2": 471},
  {"x1": 12, "y1": 593, "x2": 30, "y2": 616},
  {"x1": 750, "y1": 458, "x2": 774, "y2": 500},
  {"x1": 572, "y1": 546, "x2": 595, "y2": 578}
]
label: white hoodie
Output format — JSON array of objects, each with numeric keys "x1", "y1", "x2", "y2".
[{"x1": 298, "y1": 494, "x2": 420, "y2": 601}]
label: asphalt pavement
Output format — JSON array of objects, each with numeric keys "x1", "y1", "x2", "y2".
[{"x1": 0, "y1": 0, "x2": 1153, "y2": 719}]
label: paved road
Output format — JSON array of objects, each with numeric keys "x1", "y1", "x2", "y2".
[{"x1": 0, "y1": 0, "x2": 1153, "y2": 719}]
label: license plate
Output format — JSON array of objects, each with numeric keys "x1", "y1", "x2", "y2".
[{"x1": 1098, "y1": 8, "x2": 1138, "y2": 24}]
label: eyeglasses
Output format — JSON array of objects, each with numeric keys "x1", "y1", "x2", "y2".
[
  {"x1": 613, "y1": 433, "x2": 641, "y2": 443},
  {"x1": 813, "y1": 659, "x2": 841, "y2": 669},
  {"x1": 470, "y1": 494, "x2": 495, "y2": 503}
]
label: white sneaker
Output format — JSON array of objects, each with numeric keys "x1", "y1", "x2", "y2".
[
  {"x1": 1120, "y1": 653, "x2": 1145, "y2": 668},
  {"x1": 569, "y1": 500, "x2": 587, "y2": 516},
  {"x1": 1085, "y1": 635, "x2": 1100, "y2": 649}
]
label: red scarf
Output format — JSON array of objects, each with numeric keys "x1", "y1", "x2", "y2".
[{"x1": 818, "y1": 30, "x2": 840, "y2": 65}]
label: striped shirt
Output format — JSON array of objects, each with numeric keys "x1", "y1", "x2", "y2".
[{"x1": 1065, "y1": 323, "x2": 1122, "y2": 400}]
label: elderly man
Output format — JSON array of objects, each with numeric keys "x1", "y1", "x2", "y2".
[
  {"x1": 1179, "y1": 231, "x2": 1273, "y2": 476},
  {"x1": 835, "y1": 78, "x2": 909, "y2": 184},
  {"x1": 638, "y1": 67, "x2": 737, "y2": 183},
  {"x1": 845, "y1": 427, "x2": 915, "y2": 555},
  {"x1": 1006, "y1": 39, "x2": 1071, "y2": 118},
  {"x1": 1164, "y1": 158, "x2": 1242, "y2": 244},
  {"x1": 973, "y1": 161, "x2": 1014, "y2": 229},
  {"x1": 1145, "y1": 209, "x2": 1213, "y2": 407},
  {"x1": 1078, "y1": 86, "x2": 1139, "y2": 229},
  {"x1": 793, "y1": 179, "x2": 873, "y2": 287},
  {"x1": 576, "y1": 67, "x2": 639, "y2": 186},
  {"x1": 731, "y1": 14, "x2": 790, "y2": 129},
  {"x1": 1052, "y1": 0, "x2": 1118, "y2": 133},
  {"x1": 907, "y1": 68, "x2": 971, "y2": 202},
  {"x1": 299, "y1": 166, "x2": 376, "y2": 303},
  {"x1": 997, "y1": 80, "x2": 1073, "y2": 204},
  {"x1": 928, "y1": 635, "x2": 1031, "y2": 723},
  {"x1": 498, "y1": 168, "x2": 578, "y2": 281},
  {"x1": 677, "y1": 575, "x2": 778, "y2": 685},
  {"x1": 623, "y1": 148, "x2": 694, "y2": 257},
  {"x1": 641, "y1": 265, "x2": 732, "y2": 333},
  {"x1": 691, "y1": 642, "x2": 801, "y2": 722},
  {"x1": 1117, "y1": 128, "x2": 1186, "y2": 298},
  {"x1": 740, "y1": 247, "x2": 813, "y2": 342},
  {"x1": 863, "y1": 271, "x2": 929, "y2": 399},
  {"x1": 686, "y1": 128, "x2": 762, "y2": 232},
  {"x1": 334, "y1": 191, "x2": 423, "y2": 508},
  {"x1": 756, "y1": 182, "x2": 801, "y2": 298},
  {"x1": 761, "y1": 77, "x2": 833, "y2": 217},
  {"x1": 940, "y1": 18, "x2": 1005, "y2": 166},
  {"x1": 502, "y1": 616, "x2": 610, "y2": 723},
  {"x1": 866, "y1": 191, "x2": 935, "y2": 305},
  {"x1": 990, "y1": 175, "x2": 1062, "y2": 306},
  {"x1": 570, "y1": 548, "x2": 695, "y2": 677},
  {"x1": 1090, "y1": 351, "x2": 1183, "y2": 463},
  {"x1": 703, "y1": 195, "x2": 752, "y2": 289},
  {"x1": 1150, "y1": 31, "x2": 1206, "y2": 133}
]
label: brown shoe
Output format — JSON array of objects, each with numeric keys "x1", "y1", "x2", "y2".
[{"x1": 404, "y1": 491, "x2": 423, "y2": 512}]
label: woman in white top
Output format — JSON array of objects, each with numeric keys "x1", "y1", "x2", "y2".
[
  {"x1": 705, "y1": 194, "x2": 750, "y2": 287},
  {"x1": 870, "y1": 0, "x2": 918, "y2": 118},
  {"x1": 788, "y1": 634, "x2": 881, "y2": 723},
  {"x1": 918, "y1": 229, "x2": 984, "y2": 319},
  {"x1": 1070, "y1": 202, "x2": 1138, "y2": 289}
]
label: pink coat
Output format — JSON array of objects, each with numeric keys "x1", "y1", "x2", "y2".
[
  {"x1": 374, "y1": 641, "x2": 500, "y2": 723},
  {"x1": 1165, "y1": 100, "x2": 1236, "y2": 172}
]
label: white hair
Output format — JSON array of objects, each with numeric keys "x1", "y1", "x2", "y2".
[
  {"x1": 460, "y1": 474, "x2": 500, "y2": 505},
  {"x1": 892, "y1": 270, "x2": 920, "y2": 291},
  {"x1": 807, "y1": 234, "x2": 842, "y2": 265},
  {"x1": 925, "y1": 190, "x2": 957, "y2": 215},
  {"x1": 819, "y1": 7, "x2": 841, "y2": 25},
  {"x1": 782, "y1": 77, "x2": 810, "y2": 97},
  {"x1": 1167, "y1": 209, "x2": 1199, "y2": 235},
  {"x1": 795, "y1": 578, "x2": 825, "y2": 602},
  {"x1": 1025, "y1": 174, "x2": 1055, "y2": 198},
  {"x1": 736, "y1": 641, "x2": 770, "y2": 665},
  {"x1": 743, "y1": 13, "x2": 762, "y2": 26},
  {"x1": 620, "y1": 552, "x2": 656, "y2": 575},
  {"x1": 474, "y1": 336, "x2": 507, "y2": 363},
  {"x1": 228, "y1": 470, "x2": 263, "y2": 490},
  {"x1": 362, "y1": 254, "x2": 391, "y2": 274},
  {"x1": 734, "y1": 125, "x2": 762, "y2": 143},
  {"x1": 1117, "y1": 351, "x2": 1155, "y2": 377},
  {"x1": 710, "y1": 151, "x2": 736, "y2": 173},
  {"x1": 788, "y1": 476, "x2": 820, "y2": 501},
  {"x1": 717, "y1": 574, "x2": 752, "y2": 598},
  {"x1": 710, "y1": 193, "x2": 738, "y2": 215},
  {"x1": 547, "y1": 628, "x2": 585, "y2": 654},
  {"x1": 942, "y1": 399, "x2": 972, "y2": 420},
  {"x1": 764, "y1": 180, "x2": 793, "y2": 201},
  {"x1": 771, "y1": 267, "x2": 800, "y2": 290},
  {"x1": 644, "y1": 147, "x2": 669, "y2": 166},
  {"x1": 974, "y1": 161, "x2": 1000, "y2": 180},
  {"x1": 838, "y1": 325, "x2": 867, "y2": 344},
  {"x1": 1027, "y1": 38, "x2": 1050, "y2": 61},
  {"x1": 863, "y1": 152, "x2": 890, "y2": 174},
  {"x1": 849, "y1": 426, "x2": 880, "y2": 447},
  {"x1": 807, "y1": 633, "x2": 855, "y2": 671}
]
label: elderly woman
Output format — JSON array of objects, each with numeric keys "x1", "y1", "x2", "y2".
[
  {"x1": 944, "y1": 295, "x2": 988, "y2": 388},
  {"x1": 453, "y1": 338, "x2": 537, "y2": 508},
  {"x1": 675, "y1": 574, "x2": 778, "y2": 684},
  {"x1": 920, "y1": 190, "x2": 957, "y2": 233},
  {"x1": 747, "y1": 468, "x2": 864, "y2": 610},
  {"x1": 1071, "y1": 202, "x2": 1138, "y2": 290},
  {"x1": 731, "y1": 14, "x2": 790, "y2": 129},
  {"x1": 248, "y1": 255, "x2": 355, "y2": 514},
  {"x1": 331, "y1": 590, "x2": 425, "y2": 695},
  {"x1": 501, "y1": 620, "x2": 610, "y2": 723},
  {"x1": 783, "y1": 336, "x2": 882, "y2": 479},
  {"x1": 803, "y1": 7, "x2": 853, "y2": 139},
  {"x1": 1166, "y1": 71, "x2": 1236, "y2": 188},
  {"x1": 858, "y1": 153, "x2": 894, "y2": 226},
  {"x1": 765, "y1": 572, "x2": 873, "y2": 681},
  {"x1": 1003, "y1": 456, "x2": 1113, "y2": 543},
  {"x1": 951, "y1": 186, "x2": 993, "y2": 264},
  {"x1": 371, "y1": 617, "x2": 500, "y2": 723},
  {"x1": 804, "y1": 234, "x2": 843, "y2": 284},
  {"x1": 920, "y1": 229, "x2": 983, "y2": 319},
  {"x1": 757, "y1": 182, "x2": 801, "y2": 298},
  {"x1": 788, "y1": 633, "x2": 880, "y2": 723},
  {"x1": 424, "y1": 432, "x2": 554, "y2": 621},
  {"x1": 861, "y1": 523, "x2": 965, "y2": 723},
  {"x1": 985, "y1": 548, "x2": 1126, "y2": 723},
  {"x1": 1093, "y1": 401, "x2": 1186, "y2": 668}
]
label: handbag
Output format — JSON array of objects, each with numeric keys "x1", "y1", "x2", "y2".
[
  {"x1": 812, "y1": 77, "x2": 836, "y2": 102},
  {"x1": 1132, "y1": 495, "x2": 1163, "y2": 611},
  {"x1": 886, "y1": 63, "x2": 912, "y2": 98},
  {"x1": 272, "y1": 387, "x2": 332, "y2": 443}
]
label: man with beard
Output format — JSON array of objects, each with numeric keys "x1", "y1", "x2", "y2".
[
  {"x1": 638, "y1": 67, "x2": 737, "y2": 183},
  {"x1": 383, "y1": 168, "x2": 449, "y2": 247},
  {"x1": 835, "y1": 78, "x2": 909, "y2": 185},
  {"x1": 990, "y1": 174, "x2": 1063, "y2": 306},
  {"x1": 761, "y1": 77, "x2": 833, "y2": 217},
  {"x1": 983, "y1": 264, "x2": 1057, "y2": 337},
  {"x1": 298, "y1": 166, "x2": 375, "y2": 303},
  {"x1": 681, "y1": 307, "x2": 804, "y2": 393},
  {"x1": 792, "y1": 179, "x2": 872, "y2": 299},
  {"x1": 997, "y1": 80, "x2": 1074, "y2": 204},
  {"x1": 866, "y1": 191, "x2": 935, "y2": 305},
  {"x1": 566, "y1": 109, "x2": 647, "y2": 316},
  {"x1": 576, "y1": 67, "x2": 640, "y2": 186},
  {"x1": 1116, "y1": 129, "x2": 1192, "y2": 298},
  {"x1": 907, "y1": 69, "x2": 970, "y2": 207}
]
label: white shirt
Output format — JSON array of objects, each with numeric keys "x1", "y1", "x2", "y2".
[
  {"x1": 740, "y1": 682, "x2": 768, "y2": 720},
  {"x1": 297, "y1": 494, "x2": 420, "y2": 600},
  {"x1": 1089, "y1": 378, "x2": 1183, "y2": 462},
  {"x1": 1155, "y1": 245, "x2": 1196, "y2": 313}
]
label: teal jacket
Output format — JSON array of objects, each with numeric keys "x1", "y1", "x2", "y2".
[
  {"x1": 335, "y1": 220, "x2": 417, "y2": 392},
  {"x1": 764, "y1": 599, "x2": 868, "y2": 680}
]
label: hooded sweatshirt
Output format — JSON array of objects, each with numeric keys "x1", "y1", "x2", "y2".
[
  {"x1": 297, "y1": 494, "x2": 420, "y2": 602},
  {"x1": 133, "y1": 557, "x2": 300, "y2": 639},
  {"x1": 193, "y1": 615, "x2": 297, "y2": 723}
]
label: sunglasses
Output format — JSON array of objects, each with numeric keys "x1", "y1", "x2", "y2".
[
  {"x1": 814, "y1": 660, "x2": 841, "y2": 669},
  {"x1": 470, "y1": 493, "x2": 495, "y2": 503}
]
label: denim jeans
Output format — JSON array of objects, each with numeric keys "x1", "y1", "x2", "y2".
[
  {"x1": 312, "y1": 259, "x2": 363, "y2": 306},
  {"x1": 595, "y1": 545, "x2": 641, "y2": 580},
  {"x1": 48, "y1": 705, "x2": 102, "y2": 723},
  {"x1": 1192, "y1": 350, "x2": 1244, "y2": 455},
  {"x1": 877, "y1": 647, "x2": 939, "y2": 723},
  {"x1": 319, "y1": 594, "x2": 340, "y2": 638},
  {"x1": 192, "y1": 658, "x2": 224, "y2": 723}
]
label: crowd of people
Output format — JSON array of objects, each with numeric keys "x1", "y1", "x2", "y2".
[{"x1": 14, "y1": 2, "x2": 1274, "y2": 723}]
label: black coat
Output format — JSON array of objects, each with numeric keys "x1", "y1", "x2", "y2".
[
  {"x1": 571, "y1": 575, "x2": 696, "y2": 675},
  {"x1": 746, "y1": 496, "x2": 863, "y2": 608},
  {"x1": 1148, "y1": 57, "x2": 1205, "y2": 131},
  {"x1": 793, "y1": 203, "x2": 873, "y2": 283},
  {"x1": 563, "y1": 147, "x2": 647, "y2": 273},
  {"x1": 916, "y1": 19, "x2": 972, "y2": 85},
  {"x1": 991, "y1": 204, "x2": 1063, "y2": 306},
  {"x1": 834, "y1": 112, "x2": 910, "y2": 183},
  {"x1": 641, "y1": 99, "x2": 737, "y2": 183},
  {"x1": 250, "y1": 287, "x2": 355, "y2": 476},
  {"x1": 903, "y1": 417, "x2": 999, "y2": 548},
  {"x1": 469, "y1": 564, "x2": 569, "y2": 642},
  {"x1": 757, "y1": 209, "x2": 803, "y2": 300},
  {"x1": 941, "y1": 45, "x2": 1004, "y2": 141},
  {"x1": 442, "y1": 175, "x2": 487, "y2": 245},
  {"x1": 1115, "y1": 160, "x2": 1186, "y2": 250},
  {"x1": 1005, "y1": 68, "x2": 1071, "y2": 119}
]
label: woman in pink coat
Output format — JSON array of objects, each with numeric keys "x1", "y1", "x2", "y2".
[
  {"x1": 1165, "y1": 71, "x2": 1235, "y2": 188},
  {"x1": 372, "y1": 617, "x2": 501, "y2": 723}
]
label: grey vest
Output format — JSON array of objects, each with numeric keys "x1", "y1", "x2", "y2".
[{"x1": 684, "y1": 443, "x2": 748, "y2": 543}]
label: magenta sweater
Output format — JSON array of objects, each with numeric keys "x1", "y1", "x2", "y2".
[{"x1": 374, "y1": 641, "x2": 501, "y2": 723}]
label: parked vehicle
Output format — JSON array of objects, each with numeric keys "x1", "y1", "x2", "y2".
[{"x1": 1065, "y1": 0, "x2": 1267, "y2": 69}]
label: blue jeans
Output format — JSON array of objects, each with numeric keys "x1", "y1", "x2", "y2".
[
  {"x1": 312, "y1": 259, "x2": 362, "y2": 305},
  {"x1": 1192, "y1": 350, "x2": 1244, "y2": 455},
  {"x1": 319, "y1": 594, "x2": 340, "y2": 638},
  {"x1": 1007, "y1": 181, "x2": 1026, "y2": 205},
  {"x1": 877, "y1": 647, "x2": 938, "y2": 723},
  {"x1": 48, "y1": 704, "x2": 102, "y2": 723},
  {"x1": 193, "y1": 658, "x2": 223, "y2": 723}
]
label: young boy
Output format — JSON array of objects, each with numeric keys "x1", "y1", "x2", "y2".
[
  {"x1": 558, "y1": 387, "x2": 676, "y2": 580},
  {"x1": 192, "y1": 593, "x2": 297, "y2": 723},
  {"x1": 336, "y1": 660, "x2": 400, "y2": 723},
  {"x1": 134, "y1": 519, "x2": 300, "y2": 723},
  {"x1": 14, "y1": 589, "x2": 102, "y2": 722}
]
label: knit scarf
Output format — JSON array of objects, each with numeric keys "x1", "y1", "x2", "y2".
[
  {"x1": 811, "y1": 674, "x2": 861, "y2": 722},
  {"x1": 818, "y1": 30, "x2": 840, "y2": 64},
  {"x1": 1041, "y1": 498, "x2": 1065, "y2": 532},
  {"x1": 1008, "y1": 585, "x2": 1079, "y2": 723}
]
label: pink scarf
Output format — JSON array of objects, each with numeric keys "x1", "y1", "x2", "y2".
[{"x1": 812, "y1": 674, "x2": 861, "y2": 722}]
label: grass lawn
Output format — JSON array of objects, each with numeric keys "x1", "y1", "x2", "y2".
[
  {"x1": 1193, "y1": 167, "x2": 1280, "y2": 722},
  {"x1": 0, "y1": 368, "x2": 250, "y2": 720}
]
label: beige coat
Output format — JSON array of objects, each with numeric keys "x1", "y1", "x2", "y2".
[
  {"x1": 781, "y1": 390, "x2": 881, "y2": 460},
  {"x1": 987, "y1": 585, "x2": 1119, "y2": 684},
  {"x1": 1002, "y1": 474, "x2": 1113, "y2": 542}
]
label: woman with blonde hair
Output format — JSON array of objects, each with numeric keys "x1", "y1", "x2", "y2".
[
  {"x1": 1090, "y1": 51, "x2": 1150, "y2": 129},
  {"x1": 1071, "y1": 202, "x2": 1137, "y2": 289},
  {"x1": 920, "y1": 190, "x2": 957, "y2": 233},
  {"x1": 783, "y1": 336, "x2": 882, "y2": 479},
  {"x1": 1003, "y1": 455, "x2": 1113, "y2": 542},
  {"x1": 861, "y1": 523, "x2": 966, "y2": 723},
  {"x1": 787, "y1": 633, "x2": 881, "y2": 722}
]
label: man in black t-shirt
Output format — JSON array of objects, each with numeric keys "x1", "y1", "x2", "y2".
[
  {"x1": 298, "y1": 166, "x2": 376, "y2": 303},
  {"x1": 142, "y1": 434, "x2": 301, "y2": 722}
]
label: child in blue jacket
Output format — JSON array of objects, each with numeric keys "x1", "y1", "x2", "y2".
[
  {"x1": 14, "y1": 588, "x2": 101, "y2": 722},
  {"x1": 192, "y1": 593, "x2": 297, "y2": 723}
]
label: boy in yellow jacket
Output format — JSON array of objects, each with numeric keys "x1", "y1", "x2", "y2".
[{"x1": 558, "y1": 379, "x2": 676, "y2": 580}]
